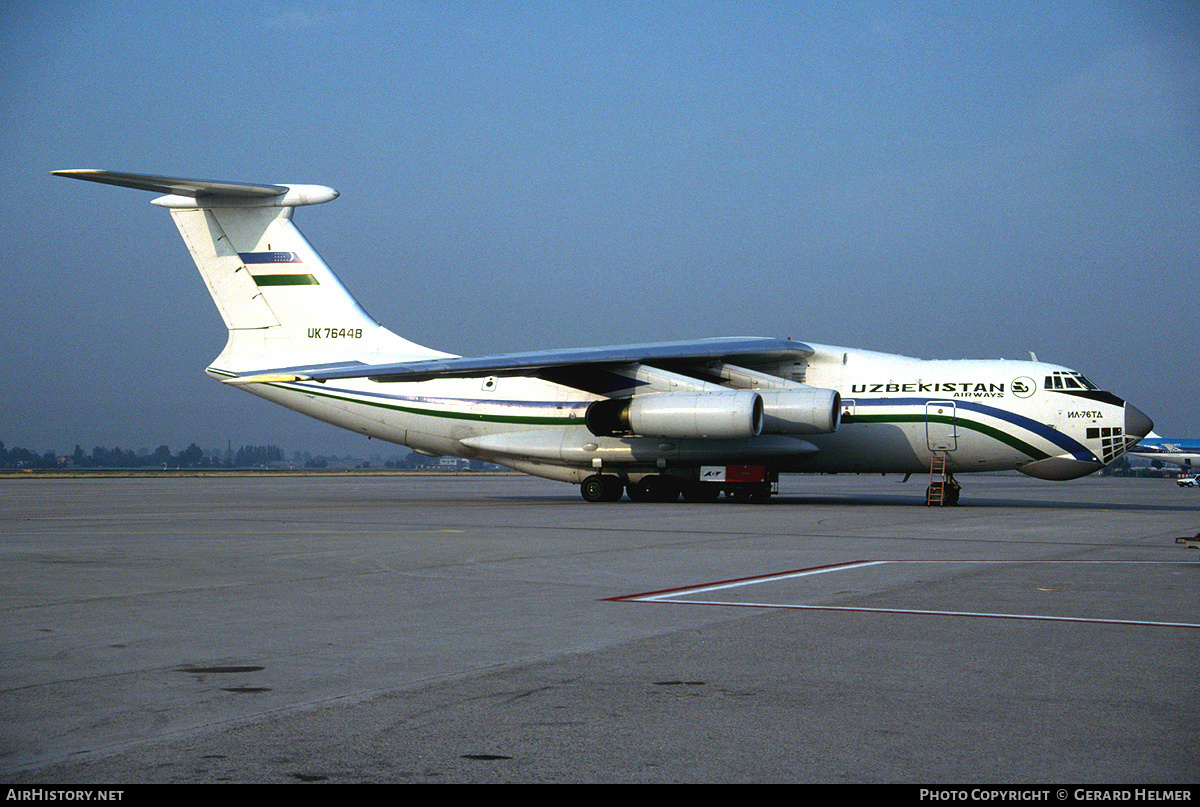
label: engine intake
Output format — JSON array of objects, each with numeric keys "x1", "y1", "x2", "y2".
[{"x1": 586, "y1": 391, "x2": 764, "y2": 439}]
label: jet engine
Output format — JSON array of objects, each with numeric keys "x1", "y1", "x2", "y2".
[
  {"x1": 757, "y1": 387, "x2": 841, "y2": 434},
  {"x1": 586, "y1": 391, "x2": 764, "y2": 439}
]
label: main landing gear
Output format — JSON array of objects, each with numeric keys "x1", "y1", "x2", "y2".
[
  {"x1": 580, "y1": 474, "x2": 681, "y2": 502},
  {"x1": 626, "y1": 475, "x2": 681, "y2": 502},
  {"x1": 579, "y1": 473, "x2": 775, "y2": 503},
  {"x1": 580, "y1": 474, "x2": 625, "y2": 502}
]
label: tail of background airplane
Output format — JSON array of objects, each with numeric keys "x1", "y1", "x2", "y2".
[{"x1": 54, "y1": 170, "x2": 449, "y2": 373}]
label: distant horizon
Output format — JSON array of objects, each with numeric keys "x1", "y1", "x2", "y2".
[{"x1": 0, "y1": 438, "x2": 418, "y2": 463}]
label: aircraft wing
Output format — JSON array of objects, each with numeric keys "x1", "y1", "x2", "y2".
[{"x1": 226, "y1": 337, "x2": 813, "y2": 384}]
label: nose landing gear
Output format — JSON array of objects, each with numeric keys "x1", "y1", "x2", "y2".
[
  {"x1": 926, "y1": 451, "x2": 960, "y2": 506},
  {"x1": 926, "y1": 477, "x2": 961, "y2": 506}
]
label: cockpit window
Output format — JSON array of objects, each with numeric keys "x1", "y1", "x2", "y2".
[{"x1": 1045, "y1": 371, "x2": 1099, "y2": 391}]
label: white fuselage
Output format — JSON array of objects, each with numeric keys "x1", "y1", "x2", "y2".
[{"x1": 217, "y1": 342, "x2": 1136, "y2": 485}]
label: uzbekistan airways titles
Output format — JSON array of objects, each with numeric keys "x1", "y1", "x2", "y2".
[{"x1": 850, "y1": 381, "x2": 1012, "y2": 398}]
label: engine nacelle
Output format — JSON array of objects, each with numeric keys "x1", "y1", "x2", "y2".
[
  {"x1": 586, "y1": 391, "x2": 764, "y2": 439},
  {"x1": 757, "y1": 387, "x2": 841, "y2": 434}
]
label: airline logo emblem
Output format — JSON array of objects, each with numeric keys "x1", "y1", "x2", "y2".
[{"x1": 1011, "y1": 377, "x2": 1036, "y2": 398}]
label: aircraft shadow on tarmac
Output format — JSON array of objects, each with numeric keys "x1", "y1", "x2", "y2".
[
  {"x1": 499, "y1": 492, "x2": 1200, "y2": 512},
  {"x1": 774, "y1": 494, "x2": 1200, "y2": 511}
]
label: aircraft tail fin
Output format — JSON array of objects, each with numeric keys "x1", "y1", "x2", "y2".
[{"x1": 53, "y1": 170, "x2": 448, "y2": 372}]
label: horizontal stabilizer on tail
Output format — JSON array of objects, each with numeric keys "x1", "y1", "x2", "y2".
[
  {"x1": 52, "y1": 170, "x2": 288, "y2": 198},
  {"x1": 52, "y1": 170, "x2": 338, "y2": 207}
]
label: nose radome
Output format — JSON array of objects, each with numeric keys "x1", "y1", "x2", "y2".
[{"x1": 1125, "y1": 403, "x2": 1154, "y2": 441}]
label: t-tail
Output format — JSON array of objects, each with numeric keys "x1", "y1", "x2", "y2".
[{"x1": 53, "y1": 170, "x2": 450, "y2": 376}]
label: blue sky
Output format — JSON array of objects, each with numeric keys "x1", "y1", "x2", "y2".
[{"x1": 2, "y1": 1, "x2": 1197, "y2": 455}]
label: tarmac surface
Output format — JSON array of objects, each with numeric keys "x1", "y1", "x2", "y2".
[{"x1": 1, "y1": 472, "x2": 1198, "y2": 783}]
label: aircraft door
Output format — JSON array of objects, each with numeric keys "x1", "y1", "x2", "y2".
[{"x1": 925, "y1": 401, "x2": 958, "y2": 451}]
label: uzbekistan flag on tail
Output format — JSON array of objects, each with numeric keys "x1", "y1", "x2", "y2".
[{"x1": 239, "y1": 252, "x2": 319, "y2": 286}]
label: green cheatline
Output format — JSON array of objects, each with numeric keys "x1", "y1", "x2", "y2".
[
  {"x1": 252, "y1": 274, "x2": 320, "y2": 286},
  {"x1": 852, "y1": 412, "x2": 1050, "y2": 460},
  {"x1": 305, "y1": 385, "x2": 571, "y2": 425},
  {"x1": 220, "y1": 372, "x2": 573, "y2": 426},
  {"x1": 221, "y1": 372, "x2": 1053, "y2": 457}
]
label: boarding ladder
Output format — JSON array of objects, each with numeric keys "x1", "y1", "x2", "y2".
[{"x1": 927, "y1": 450, "x2": 953, "y2": 507}]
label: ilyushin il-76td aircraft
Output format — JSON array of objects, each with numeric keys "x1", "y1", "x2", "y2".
[{"x1": 55, "y1": 170, "x2": 1155, "y2": 505}]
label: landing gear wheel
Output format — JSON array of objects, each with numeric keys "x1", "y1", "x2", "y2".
[
  {"x1": 581, "y1": 474, "x2": 624, "y2": 502},
  {"x1": 925, "y1": 480, "x2": 961, "y2": 506},
  {"x1": 581, "y1": 475, "x2": 606, "y2": 502},
  {"x1": 602, "y1": 475, "x2": 625, "y2": 502},
  {"x1": 627, "y1": 475, "x2": 680, "y2": 502}
]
